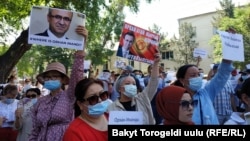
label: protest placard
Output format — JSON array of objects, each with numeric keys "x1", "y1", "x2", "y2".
[
  {"x1": 218, "y1": 30, "x2": 244, "y2": 61},
  {"x1": 109, "y1": 111, "x2": 143, "y2": 125},
  {"x1": 28, "y1": 6, "x2": 86, "y2": 50},
  {"x1": 193, "y1": 48, "x2": 207, "y2": 58},
  {"x1": 116, "y1": 22, "x2": 160, "y2": 64}
]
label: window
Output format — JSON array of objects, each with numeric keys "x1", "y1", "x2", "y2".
[
  {"x1": 129, "y1": 60, "x2": 134, "y2": 67},
  {"x1": 161, "y1": 51, "x2": 173, "y2": 60}
]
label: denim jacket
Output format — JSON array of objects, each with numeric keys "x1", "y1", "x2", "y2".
[{"x1": 192, "y1": 62, "x2": 233, "y2": 125}]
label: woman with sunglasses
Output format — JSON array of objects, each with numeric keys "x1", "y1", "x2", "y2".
[
  {"x1": 63, "y1": 78, "x2": 110, "y2": 141},
  {"x1": 29, "y1": 26, "x2": 88, "y2": 141},
  {"x1": 156, "y1": 85, "x2": 195, "y2": 125},
  {"x1": 107, "y1": 52, "x2": 161, "y2": 125},
  {"x1": 14, "y1": 88, "x2": 41, "y2": 141}
]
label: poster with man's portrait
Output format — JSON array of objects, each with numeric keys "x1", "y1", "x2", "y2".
[
  {"x1": 116, "y1": 22, "x2": 160, "y2": 64},
  {"x1": 28, "y1": 6, "x2": 86, "y2": 50}
]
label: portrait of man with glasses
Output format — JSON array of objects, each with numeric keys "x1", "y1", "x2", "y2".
[
  {"x1": 35, "y1": 8, "x2": 73, "y2": 39},
  {"x1": 29, "y1": 6, "x2": 86, "y2": 50}
]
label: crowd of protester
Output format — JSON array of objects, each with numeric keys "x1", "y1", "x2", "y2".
[{"x1": 1, "y1": 26, "x2": 250, "y2": 141}]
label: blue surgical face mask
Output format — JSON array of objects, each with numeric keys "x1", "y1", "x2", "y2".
[
  {"x1": 31, "y1": 98, "x2": 38, "y2": 105},
  {"x1": 43, "y1": 80, "x2": 61, "y2": 91},
  {"x1": 242, "y1": 75, "x2": 248, "y2": 81},
  {"x1": 87, "y1": 100, "x2": 110, "y2": 117},
  {"x1": 124, "y1": 84, "x2": 137, "y2": 98},
  {"x1": 135, "y1": 75, "x2": 141, "y2": 79},
  {"x1": 5, "y1": 98, "x2": 14, "y2": 104},
  {"x1": 188, "y1": 77, "x2": 203, "y2": 92}
]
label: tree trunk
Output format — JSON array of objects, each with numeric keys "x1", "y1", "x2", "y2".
[{"x1": 0, "y1": 29, "x2": 31, "y2": 83}]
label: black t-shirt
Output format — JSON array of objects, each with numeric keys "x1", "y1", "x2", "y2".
[{"x1": 120, "y1": 101, "x2": 136, "y2": 111}]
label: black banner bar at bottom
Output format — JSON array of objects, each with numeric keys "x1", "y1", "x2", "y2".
[{"x1": 108, "y1": 125, "x2": 250, "y2": 141}]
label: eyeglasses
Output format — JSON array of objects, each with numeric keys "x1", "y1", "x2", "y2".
[
  {"x1": 83, "y1": 91, "x2": 109, "y2": 105},
  {"x1": 44, "y1": 74, "x2": 62, "y2": 80},
  {"x1": 49, "y1": 15, "x2": 72, "y2": 22},
  {"x1": 26, "y1": 94, "x2": 37, "y2": 98},
  {"x1": 180, "y1": 100, "x2": 198, "y2": 110}
]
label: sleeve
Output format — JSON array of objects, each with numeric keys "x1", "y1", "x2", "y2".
[
  {"x1": 29, "y1": 103, "x2": 40, "y2": 141},
  {"x1": 66, "y1": 53, "x2": 84, "y2": 103},
  {"x1": 205, "y1": 61, "x2": 233, "y2": 101}
]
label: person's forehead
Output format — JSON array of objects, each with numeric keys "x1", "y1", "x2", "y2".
[
  {"x1": 185, "y1": 66, "x2": 199, "y2": 75},
  {"x1": 27, "y1": 91, "x2": 37, "y2": 95},
  {"x1": 186, "y1": 66, "x2": 199, "y2": 73},
  {"x1": 51, "y1": 9, "x2": 72, "y2": 16},
  {"x1": 6, "y1": 90, "x2": 18, "y2": 96},
  {"x1": 122, "y1": 76, "x2": 135, "y2": 83},
  {"x1": 85, "y1": 83, "x2": 103, "y2": 97},
  {"x1": 45, "y1": 70, "x2": 61, "y2": 75},
  {"x1": 124, "y1": 34, "x2": 133, "y2": 39},
  {"x1": 181, "y1": 93, "x2": 191, "y2": 100}
]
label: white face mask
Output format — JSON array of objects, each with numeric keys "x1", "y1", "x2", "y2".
[
  {"x1": 199, "y1": 73, "x2": 204, "y2": 79},
  {"x1": 14, "y1": 80, "x2": 18, "y2": 84},
  {"x1": 123, "y1": 84, "x2": 137, "y2": 98}
]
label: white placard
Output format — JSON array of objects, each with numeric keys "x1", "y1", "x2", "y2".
[
  {"x1": 108, "y1": 111, "x2": 143, "y2": 125},
  {"x1": 218, "y1": 30, "x2": 244, "y2": 61},
  {"x1": 210, "y1": 64, "x2": 214, "y2": 69},
  {"x1": 84, "y1": 60, "x2": 91, "y2": 70},
  {"x1": 246, "y1": 64, "x2": 250, "y2": 69},
  {"x1": 98, "y1": 71, "x2": 111, "y2": 81},
  {"x1": 193, "y1": 48, "x2": 207, "y2": 58},
  {"x1": 114, "y1": 60, "x2": 126, "y2": 68}
]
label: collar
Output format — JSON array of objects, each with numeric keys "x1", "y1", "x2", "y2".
[{"x1": 47, "y1": 29, "x2": 67, "y2": 39}]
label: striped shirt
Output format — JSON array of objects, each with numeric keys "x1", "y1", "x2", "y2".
[{"x1": 213, "y1": 80, "x2": 235, "y2": 115}]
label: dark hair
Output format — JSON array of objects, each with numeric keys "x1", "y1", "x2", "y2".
[
  {"x1": 7, "y1": 75, "x2": 16, "y2": 83},
  {"x1": 3, "y1": 84, "x2": 18, "y2": 96},
  {"x1": 172, "y1": 64, "x2": 197, "y2": 87},
  {"x1": 103, "y1": 69, "x2": 110, "y2": 73},
  {"x1": 241, "y1": 78, "x2": 250, "y2": 97},
  {"x1": 26, "y1": 88, "x2": 41, "y2": 96},
  {"x1": 123, "y1": 31, "x2": 135, "y2": 41},
  {"x1": 74, "y1": 78, "x2": 104, "y2": 117}
]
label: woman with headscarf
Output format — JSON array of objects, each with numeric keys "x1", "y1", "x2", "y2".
[
  {"x1": 171, "y1": 59, "x2": 233, "y2": 125},
  {"x1": 156, "y1": 85, "x2": 195, "y2": 125}
]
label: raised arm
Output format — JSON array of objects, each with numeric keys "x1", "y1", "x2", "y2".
[
  {"x1": 144, "y1": 52, "x2": 161, "y2": 100},
  {"x1": 67, "y1": 26, "x2": 88, "y2": 101}
]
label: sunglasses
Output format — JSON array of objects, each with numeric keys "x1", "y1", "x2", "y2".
[
  {"x1": 26, "y1": 94, "x2": 37, "y2": 98},
  {"x1": 180, "y1": 100, "x2": 198, "y2": 110},
  {"x1": 84, "y1": 91, "x2": 109, "y2": 105}
]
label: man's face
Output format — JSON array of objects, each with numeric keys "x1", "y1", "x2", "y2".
[
  {"x1": 48, "y1": 9, "x2": 73, "y2": 37},
  {"x1": 123, "y1": 34, "x2": 134, "y2": 50}
]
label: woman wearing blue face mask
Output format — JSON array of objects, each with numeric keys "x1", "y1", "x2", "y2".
[
  {"x1": 106, "y1": 53, "x2": 161, "y2": 125},
  {"x1": 14, "y1": 88, "x2": 41, "y2": 141},
  {"x1": 63, "y1": 78, "x2": 110, "y2": 141},
  {"x1": 30, "y1": 25, "x2": 88, "y2": 141},
  {"x1": 0, "y1": 84, "x2": 19, "y2": 141},
  {"x1": 172, "y1": 59, "x2": 234, "y2": 125}
]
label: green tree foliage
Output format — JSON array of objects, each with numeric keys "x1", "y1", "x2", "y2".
[
  {"x1": 210, "y1": 0, "x2": 250, "y2": 69},
  {"x1": 0, "y1": 0, "x2": 153, "y2": 83},
  {"x1": 170, "y1": 22, "x2": 199, "y2": 66}
]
